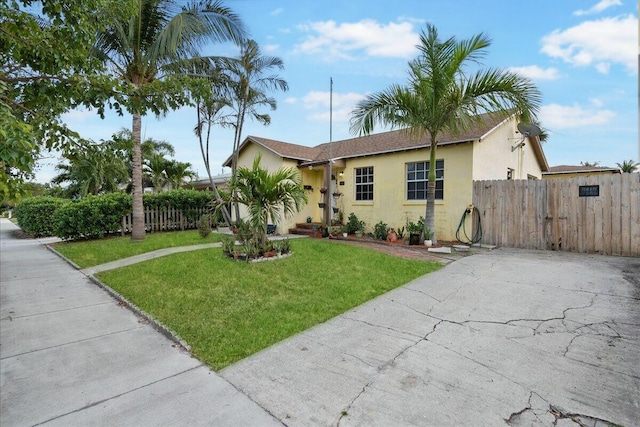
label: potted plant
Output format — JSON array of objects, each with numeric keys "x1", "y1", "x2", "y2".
[
  {"x1": 262, "y1": 241, "x2": 276, "y2": 258},
  {"x1": 354, "y1": 219, "x2": 366, "y2": 238},
  {"x1": 406, "y1": 218, "x2": 423, "y2": 245},
  {"x1": 424, "y1": 228, "x2": 433, "y2": 247},
  {"x1": 341, "y1": 224, "x2": 349, "y2": 238}
]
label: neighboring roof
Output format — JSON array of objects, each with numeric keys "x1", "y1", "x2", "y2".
[
  {"x1": 190, "y1": 173, "x2": 232, "y2": 189},
  {"x1": 224, "y1": 112, "x2": 549, "y2": 171},
  {"x1": 543, "y1": 165, "x2": 621, "y2": 175}
]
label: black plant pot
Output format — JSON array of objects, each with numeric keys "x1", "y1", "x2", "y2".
[{"x1": 409, "y1": 233, "x2": 420, "y2": 245}]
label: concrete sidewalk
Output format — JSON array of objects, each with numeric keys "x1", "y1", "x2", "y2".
[{"x1": 0, "y1": 219, "x2": 281, "y2": 426}]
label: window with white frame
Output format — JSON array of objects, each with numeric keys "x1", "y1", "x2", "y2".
[
  {"x1": 355, "y1": 166, "x2": 374, "y2": 201},
  {"x1": 406, "y1": 160, "x2": 444, "y2": 200}
]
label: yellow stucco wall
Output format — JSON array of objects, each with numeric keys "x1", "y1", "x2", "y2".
[
  {"x1": 472, "y1": 116, "x2": 543, "y2": 181},
  {"x1": 337, "y1": 143, "x2": 474, "y2": 241},
  {"x1": 235, "y1": 117, "x2": 546, "y2": 240}
]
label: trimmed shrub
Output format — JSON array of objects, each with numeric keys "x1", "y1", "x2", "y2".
[
  {"x1": 14, "y1": 197, "x2": 69, "y2": 237},
  {"x1": 197, "y1": 215, "x2": 212, "y2": 238},
  {"x1": 53, "y1": 193, "x2": 132, "y2": 240}
]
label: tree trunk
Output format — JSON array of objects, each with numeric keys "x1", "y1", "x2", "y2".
[
  {"x1": 424, "y1": 139, "x2": 438, "y2": 245},
  {"x1": 197, "y1": 103, "x2": 232, "y2": 226},
  {"x1": 231, "y1": 85, "x2": 250, "y2": 223},
  {"x1": 131, "y1": 113, "x2": 145, "y2": 242}
]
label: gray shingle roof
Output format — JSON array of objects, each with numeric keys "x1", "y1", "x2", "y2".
[{"x1": 224, "y1": 112, "x2": 548, "y2": 171}]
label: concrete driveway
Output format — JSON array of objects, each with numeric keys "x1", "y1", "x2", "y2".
[{"x1": 221, "y1": 249, "x2": 640, "y2": 426}]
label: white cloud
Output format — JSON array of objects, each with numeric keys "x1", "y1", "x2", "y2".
[
  {"x1": 540, "y1": 14, "x2": 638, "y2": 74},
  {"x1": 263, "y1": 44, "x2": 279, "y2": 53},
  {"x1": 573, "y1": 0, "x2": 621, "y2": 16},
  {"x1": 294, "y1": 19, "x2": 420, "y2": 60},
  {"x1": 284, "y1": 97, "x2": 297, "y2": 104},
  {"x1": 302, "y1": 91, "x2": 366, "y2": 122},
  {"x1": 540, "y1": 103, "x2": 616, "y2": 129},
  {"x1": 508, "y1": 65, "x2": 560, "y2": 80},
  {"x1": 589, "y1": 98, "x2": 603, "y2": 107},
  {"x1": 270, "y1": 7, "x2": 283, "y2": 16}
]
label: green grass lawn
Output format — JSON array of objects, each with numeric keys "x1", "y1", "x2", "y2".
[
  {"x1": 52, "y1": 230, "x2": 223, "y2": 268},
  {"x1": 96, "y1": 238, "x2": 441, "y2": 370}
]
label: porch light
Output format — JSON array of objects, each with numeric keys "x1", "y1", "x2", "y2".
[{"x1": 339, "y1": 170, "x2": 344, "y2": 177}]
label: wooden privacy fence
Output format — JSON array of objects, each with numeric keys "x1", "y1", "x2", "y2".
[
  {"x1": 472, "y1": 174, "x2": 640, "y2": 257},
  {"x1": 120, "y1": 207, "x2": 210, "y2": 235}
]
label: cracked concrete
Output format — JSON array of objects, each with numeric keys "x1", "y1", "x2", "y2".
[{"x1": 222, "y1": 249, "x2": 640, "y2": 426}]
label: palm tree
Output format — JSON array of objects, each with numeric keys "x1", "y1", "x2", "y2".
[
  {"x1": 193, "y1": 71, "x2": 234, "y2": 225},
  {"x1": 225, "y1": 153, "x2": 307, "y2": 248},
  {"x1": 350, "y1": 24, "x2": 541, "y2": 244},
  {"x1": 227, "y1": 39, "x2": 288, "y2": 221},
  {"x1": 94, "y1": 0, "x2": 245, "y2": 241},
  {"x1": 52, "y1": 141, "x2": 129, "y2": 198},
  {"x1": 144, "y1": 153, "x2": 170, "y2": 192},
  {"x1": 164, "y1": 159, "x2": 197, "y2": 189},
  {"x1": 616, "y1": 159, "x2": 639, "y2": 173}
]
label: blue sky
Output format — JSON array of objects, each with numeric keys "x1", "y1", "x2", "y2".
[{"x1": 37, "y1": 0, "x2": 639, "y2": 182}]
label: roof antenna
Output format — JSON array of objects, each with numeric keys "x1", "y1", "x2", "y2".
[{"x1": 512, "y1": 122, "x2": 541, "y2": 151}]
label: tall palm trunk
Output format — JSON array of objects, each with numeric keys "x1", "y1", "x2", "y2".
[
  {"x1": 231, "y1": 85, "x2": 249, "y2": 222},
  {"x1": 196, "y1": 104, "x2": 232, "y2": 226},
  {"x1": 424, "y1": 138, "x2": 438, "y2": 245},
  {"x1": 131, "y1": 113, "x2": 145, "y2": 241}
]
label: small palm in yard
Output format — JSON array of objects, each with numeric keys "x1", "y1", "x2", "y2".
[
  {"x1": 350, "y1": 24, "x2": 541, "y2": 245},
  {"x1": 221, "y1": 153, "x2": 308, "y2": 248}
]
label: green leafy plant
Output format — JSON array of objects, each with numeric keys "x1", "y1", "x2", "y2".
[
  {"x1": 197, "y1": 215, "x2": 212, "y2": 238},
  {"x1": 347, "y1": 212, "x2": 365, "y2": 234},
  {"x1": 424, "y1": 227, "x2": 433, "y2": 240},
  {"x1": 279, "y1": 238, "x2": 291, "y2": 254},
  {"x1": 406, "y1": 216, "x2": 425, "y2": 235},
  {"x1": 373, "y1": 221, "x2": 389, "y2": 240},
  {"x1": 220, "y1": 235, "x2": 236, "y2": 256},
  {"x1": 396, "y1": 226, "x2": 406, "y2": 239},
  {"x1": 14, "y1": 196, "x2": 69, "y2": 237}
]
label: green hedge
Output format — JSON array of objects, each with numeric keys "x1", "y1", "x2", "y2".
[
  {"x1": 53, "y1": 193, "x2": 132, "y2": 240},
  {"x1": 14, "y1": 196, "x2": 69, "y2": 237},
  {"x1": 14, "y1": 190, "x2": 218, "y2": 240}
]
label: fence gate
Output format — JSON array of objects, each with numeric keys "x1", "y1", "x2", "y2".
[{"x1": 472, "y1": 174, "x2": 640, "y2": 257}]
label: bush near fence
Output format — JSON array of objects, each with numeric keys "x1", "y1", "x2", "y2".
[
  {"x1": 14, "y1": 190, "x2": 219, "y2": 240},
  {"x1": 14, "y1": 196, "x2": 69, "y2": 237}
]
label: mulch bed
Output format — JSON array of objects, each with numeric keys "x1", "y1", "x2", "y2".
[{"x1": 325, "y1": 235, "x2": 463, "y2": 262}]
